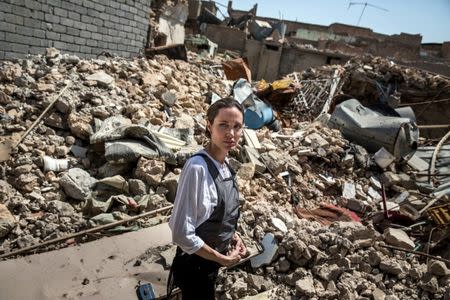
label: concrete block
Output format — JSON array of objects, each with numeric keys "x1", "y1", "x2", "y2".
[
  {"x1": 110, "y1": 1, "x2": 120, "y2": 9},
  {"x1": 33, "y1": 29, "x2": 45, "y2": 39},
  {"x1": 407, "y1": 154, "x2": 429, "y2": 172},
  {"x1": 94, "y1": 3, "x2": 105, "y2": 12},
  {"x1": 104, "y1": 20, "x2": 114, "y2": 29},
  {"x1": 80, "y1": 31, "x2": 92, "y2": 39},
  {"x1": 119, "y1": 3, "x2": 130, "y2": 12},
  {"x1": 53, "y1": 24, "x2": 67, "y2": 34},
  {"x1": 74, "y1": 37, "x2": 86, "y2": 45},
  {"x1": 342, "y1": 182, "x2": 356, "y2": 199},
  {"x1": 53, "y1": 41, "x2": 68, "y2": 50},
  {"x1": 110, "y1": 15, "x2": 119, "y2": 23},
  {"x1": 61, "y1": 35, "x2": 75, "y2": 44},
  {"x1": 86, "y1": 24, "x2": 97, "y2": 33},
  {"x1": 67, "y1": 27, "x2": 80, "y2": 36},
  {"x1": 5, "y1": 14, "x2": 24, "y2": 25},
  {"x1": 31, "y1": 10, "x2": 44, "y2": 19},
  {"x1": 14, "y1": 6, "x2": 32, "y2": 18},
  {"x1": 86, "y1": 39, "x2": 97, "y2": 47},
  {"x1": 0, "y1": 3, "x2": 12, "y2": 13},
  {"x1": 73, "y1": 4, "x2": 87, "y2": 15},
  {"x1": 11, "y1": 43, "x2": 29, "y2": 54},
  {"x1": 73, "y1": 20, "x2": 87, "y2": 30},
  {"x1": 68, "y1": 11, "x2": 81, "y2": 21},
  {"x1": 61, "y1": 18, "x2": 74, "y2": 27},
  {"x1": 46, "y1": 31, "x2": 61, "y2": 40},
  {"x1": 79, "y1": 45, "x2": 92, "y2": 54},
  {"x1": 82, "y1": 0, "x2": 96, "y2": 9},
  {"x1": 373, "y1": 147, "x2": 395, "y2": 169},
  {"x1": 66, "y1": 43, "x2": 80, "y2": 52},
  {"x1": 98, "y1": 27, "x2": 108, "y2": 35},
  {"x1": 54, "y1": 7, "x2": 68, "y2": 18},
  {"x1": 25, "y1": 0, "x2": 42, "y2": 10},
  {"x1": 47, "y1": 0, "x2": 62, "y2": 7},
  {"x1": 0, "y1": 22, "x2": 16, "y2": 33},
  {"x1": 93, "y1": 18, "x2": 104, "y2": 27},
  {"x1": 91, "y1": 32, "x2": 102, "y2": 40},
  {"x1": 44, "y1": 13, "x2": 60, "y2": 23}
]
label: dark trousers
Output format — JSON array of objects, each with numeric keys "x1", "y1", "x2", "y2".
[{"x1": 169, "y1": 247, "x2": 220, "y2": 300}]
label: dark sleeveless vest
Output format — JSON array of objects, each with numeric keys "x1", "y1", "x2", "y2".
[{"x1": 192, "y1": 153, "x2": 240, "y2": 253}]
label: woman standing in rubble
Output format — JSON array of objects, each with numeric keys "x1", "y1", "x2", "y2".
[{"x1": 167, "y1": 98, "x2": 247, "y2": 299}]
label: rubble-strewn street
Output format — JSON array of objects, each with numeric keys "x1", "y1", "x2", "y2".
[{"x1": 1, "y1": 46, "x2": 449, "y2": 299}]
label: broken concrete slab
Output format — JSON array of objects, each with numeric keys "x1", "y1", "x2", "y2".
[
  {"x1": 373, "y1": 147, "x2": 396, "y2": 169},
  {"x1": 342, "y1": 182, "x2": 356, "y2": 199},
  {"x1": 383, "y1": 228, "x2": 415, "y2": 250},
  {"x1": 85, "y1": 71, "x2": 114, "y2": 88},
  {"x1": 59, "y1": 168, "x2": 97, "y2": 201},
  {"x1": 242, "y1": 145, "x2": 266, "y2": 173},
  {"x1": 0, "y1": 204, "x2": 16, "y2": 238}
]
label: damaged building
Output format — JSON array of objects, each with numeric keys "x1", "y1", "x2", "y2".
[{"x1": 0, "y1": 0, "x2": 449, "y2": 299}]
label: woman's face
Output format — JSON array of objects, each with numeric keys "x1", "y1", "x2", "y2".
[{"x1": 207, "y1": 106, "x2": 244, "y2": 153}]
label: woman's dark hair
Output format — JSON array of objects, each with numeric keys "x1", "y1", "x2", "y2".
[
  {"x1": 207, "y1": 97, "x2": 244, "y2": 124},
  {"x1": 206, "y1": 97, "x2": 244, "y2": 137}
]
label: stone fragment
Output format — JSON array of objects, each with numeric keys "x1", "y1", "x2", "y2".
[
  {"x1": 129, "y1": 179, "x2": 147, "y2": 196},
  {"x1": 242, "y1": 146, "x2": 265, "y2": 173},
  {"x1": 97, "y1": 175, "x2": 129, "y2": 193},
  {"x1": 98, "y1": 162, "x2": 131, "y2": 178},
  {"x1": 428, "y1": 260, "x2": 450, "y2": 276},
  {"x1": 237, "y1": 162, "x2": 256, "y2": 180},
  {"x1": 85, "y1": 71, "x2": 114, "y2": 87},
  {"x1": 305, "y1": 132, "x2": 329, "y2": 148},
  {"x1": 134, "y1": 158, "x2": 166, "y2": 187},
  {"x1": 342, "y1": 182, "x2": 356, "y2": 199},
  {"x1": 372, "y1": 288, "x2": 386, "y2": 300},
  {"x1": 383, "y1": 228, "x2": 415, "y2": 249},
  {"x1": 275, "y1": 257, "x2": 290, "y2": 273},
  {"x1": 271, "y1": 217, "x2": 287, "y2": 233},
  {"x1": 247, "y1": 274, "x2": 273, "y2": 291},
  {"x1": 379, "y1": 259, "x2": 403, "y2": 275},
  {"x1": 47, "y1": 200, "x2": 76, "y2": 216},
  {"x1": 67, "y1": 112, "x2": 93, "y2": 140},
  {"x1": 373, "y1": 147, "x2": 395, "y2": 169},
  {"x1": 295, "y1": 276, "x2": 315, "y2": 296},
  {"x1": 316, "y1": 264, "x2": 342, "y2": 281},
  {"x1": 60, "y1": 168, "x2": 97, "y2": 201},
  {"x1": 160, "y1": 91, "x2": 177, "y2": 107},
  {"x1": 0, "y1": 204, "x2": 16, "y2": 238},
  {"x1": 161, "y1": 172, "x2": 179, "y2": 203}
]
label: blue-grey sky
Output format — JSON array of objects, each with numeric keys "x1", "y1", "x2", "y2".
[{"x1": 214, "y1": 0, "x2": 450, "y2": 43}]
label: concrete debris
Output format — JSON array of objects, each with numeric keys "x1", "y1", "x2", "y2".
[
  {"x1": 60, "y1": 168, "x2": 97, "y2": 201},
  {"x1": 1, "y1": 46, "x2": 449, "y2": 300}
]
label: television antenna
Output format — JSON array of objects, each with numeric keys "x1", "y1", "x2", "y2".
[{"x1": 348, "y1": 2, "x2": 388, "y2": 26}]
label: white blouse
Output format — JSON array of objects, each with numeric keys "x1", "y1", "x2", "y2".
[{"x1": 168, "y1": 150, "x2": 231, "y2": 254}]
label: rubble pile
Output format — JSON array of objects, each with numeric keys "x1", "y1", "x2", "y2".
[
  {"x1": 217, "y1": 201, "x2": 450, "y2": 300},
  {"x1": 1, "y1": 49, "x2": 449, "y2": 299},
  {"x1": 0, "y1": 48, "x2": 229, "y2": 253}
]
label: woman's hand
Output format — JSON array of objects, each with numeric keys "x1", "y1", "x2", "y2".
[
  {"x1": 219, "y1": 247, "x2": 241, "y2": 267},
  {"x1": 231, "y1": 233, "x2": 247, "y2": 257}
]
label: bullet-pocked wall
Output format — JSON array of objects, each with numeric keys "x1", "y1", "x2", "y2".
[{"x1": 0, "y1": 0, "x2": 151, "y2": 60}]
